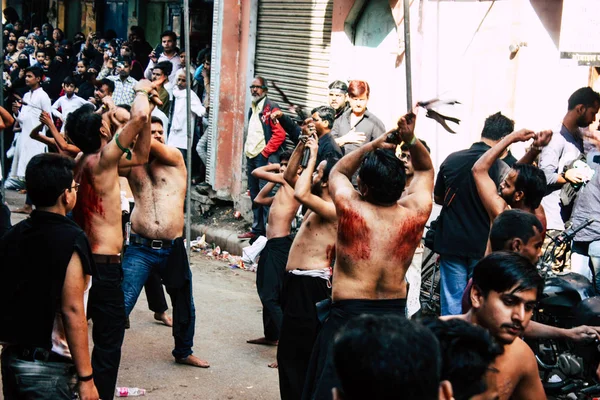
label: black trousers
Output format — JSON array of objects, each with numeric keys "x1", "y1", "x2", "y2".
[
  {"x1": 144, "y1": 270, "x2": 168, "y2": 313},
  {"x1": 88, "y1": 260, "x2": 126, "y2": 400},
  {"x1": 301, "y1": 298, "x2": 407, "y2": 400},
  {"x1": 256, "y1": 236, "x2": 293, "y2": 341},
  {"x1": 278, "y1": 273, "x2": 331, "y2": 400}
]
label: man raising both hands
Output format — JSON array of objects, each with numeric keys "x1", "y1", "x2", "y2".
[{"x1": 302, "y1": 112, "x2": 434, "y2": 399}]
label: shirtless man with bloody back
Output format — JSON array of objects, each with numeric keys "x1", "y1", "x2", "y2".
[
  {"x1": 302, "y1": 113, "x2": 434, "y2": 400},
  {"x1": 65, "y1": 80, "x2": 155, "y2": 400},
  {"x1": 277, "y1": 132, "x2": 339, "y2": 400}
]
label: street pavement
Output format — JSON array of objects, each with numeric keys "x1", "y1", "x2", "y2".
[{"x1": 2, "y1": 190, "x2": 280, "y2": 399}]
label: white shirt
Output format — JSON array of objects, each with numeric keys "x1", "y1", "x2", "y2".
[
  {"x1": 167, "y1": 87, "x2": 205, "y2": 149},
  {"x1": 52, "y1": 94, "x2": 91, "y2": 132},
  {"x1": 9, "y1": 87, "x2": 53, "y2": 178}
]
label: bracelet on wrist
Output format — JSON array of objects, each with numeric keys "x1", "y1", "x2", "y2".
[
  {"x1": 78, "y1": 373, "x2": 93, "y2": 382},
  {"x1": 404, "y1": 135, "x2": 417, "y2": 147},
  {"x1": 135, "y1": 89, "x2": 150, "y2": 98}
]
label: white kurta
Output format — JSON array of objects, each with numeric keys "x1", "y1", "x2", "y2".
[
  {"x1": 167, "y1": 87, "x2": 205, "y2": 150},
  {"x1": 51, "y1": 94, "x2": 90, "y2": 132},
  {"x1": 10, "y1": 87, "x2": 53, "y2": 179}
]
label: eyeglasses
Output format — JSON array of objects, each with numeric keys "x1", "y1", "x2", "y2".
[
  {"x1": 69, "y1": 183, "x2": 80, "y2": 193},
  {"x1": 249, "y1": 85, "x2": 264, "y2": 90}
]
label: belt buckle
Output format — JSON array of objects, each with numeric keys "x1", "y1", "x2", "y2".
[{"x1": 150, "y1": 240, "x2": 163, "y2": 250}]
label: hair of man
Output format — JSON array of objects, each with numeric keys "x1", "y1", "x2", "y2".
[
  {"x1": 322, "y1": 155, "x2": 340, "y2": 184},
  {"x1": 489, "y1": 210, "x2": 544, "y2": 253},
  {"x1": 150, "y1": 115, "x2": 163, "y2": 126},
  {"x1": 25, "y1": 65, "x2": 43, "y2": 78},
  {"x1": 25, "y1": 153, "x2": 76, "y2": 207},
  {"x1": 511, "y1": 163, "x2": 547, "y2": 209},
  {"x1": 358, "y1": 148, "x2": 406, "y2": 204},
  {"x1": 311, "y1": 105, "x2": 335, "y2": 129},
  {"x1": 153, "y1": 61, "x2": 173, "y2": 77},
  {"x1": 472, "y1": 251, "x2": 544, "y2": 300},
  {"x1": 567, "y1": 87, "x2": 600, "y2": 110},
  {"x1": 328, "y1": 80, "x2": 348, "y2": 93},
  {"x1": 333, "y1": 314, "x2": 442, "y2": 400},
  {"x1": 422, "y1": 318, "x2": 504, "y2": 400},
  {"x1": 100, "y1": 78, "x2": 115, "y2": 94},
  {"x1": 480, "y1": 112, "x2": 515, "y2": 141},
  {"x1": 160, "y1": 30, "x2": 177, "y2": 42},
  {"x1": 65, "y1": 104, "x2": 103, "y2": 154},
  {"x1": 347, "y1": 80, "x2": 369, "y2": 98},
  {"x1": 402, "y1": 138, "x2": 430, "y2": 154},
  {"x1": 254, "y1": 75, "x2": 268, "y2": 90}
]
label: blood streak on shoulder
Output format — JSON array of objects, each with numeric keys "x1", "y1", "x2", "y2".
[
  {"x1": 392, "y1": 214, "x2": 425, "y2": 260},
  {"x1": 337, "y1": 207, "x2": 371, "y2": 260}
]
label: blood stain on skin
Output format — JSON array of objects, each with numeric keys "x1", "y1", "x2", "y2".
[
  {"x1": 338, "y1": 207, "x2": 371, "y2": 260},
  {"x1": 326, "y1": 244, "x2": 336, "y2": 267},
  {"x1": 393, "y1": 215, "x2": 424, "y2": 260},
  {"x1": 72, "y1": 167, "x2": 104, "y2": 237}
]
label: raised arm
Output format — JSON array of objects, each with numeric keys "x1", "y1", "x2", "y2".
[
  {"x1": 40, "y1": 111, "x2": 81, "y2": 156},
  {"x1": 394, "y1": 114, "x2": 434, "y2": 213},
  {"x1": 29, "y1": 123, "x2": 57, "y2": 150},
  {"x1": 518, "y1": 129, "x2": 552, "y2": 165},
  {"x1": 294, "y1": 135, "x2": 336, "y2": 221},
  {"x1": 472, "y1": 129, "x2": 534, "y2": 220},
  {"x1": 255, "y1": 181, "x2": 277, "y2": 206},
  {"x1": 149, "y1": 140, "x2": 184, "y2": 167},
  {"x1": 252, "y1": 163, "x2": 286, "y2": 185},
  {"x1": 283, "y1": 137, "x2": 305, "y2": 188},
  {"x1": 99, "y1": 80, "x2": 154, "y2": 168},
  {"x1": 61, "y1": 251, "x2": 99, "y2": 400}
]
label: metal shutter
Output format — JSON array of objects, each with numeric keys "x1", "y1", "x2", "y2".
[
  {"x1": 254, "y1": 0, "x2": 333, "y2": 115},
  {"x1": 206, "y1": 0, "x2": 222, "y2": 185}
]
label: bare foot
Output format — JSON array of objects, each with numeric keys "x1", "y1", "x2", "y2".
[
  {"x1": 14, "y1": 205, "x2": 32, "y2": 214},
  {"x1": 154, "y1": 312, "x2": 173, "y2": 327},
  {"x1": 175, "y1": 355, "x2": 210, "y2": 368},
  {"x1": 246, "y1": 337, "x2": 278, "y2": 346},
  {"x1": 268, "y1": 361, "x2": 278, "y2": 368}
]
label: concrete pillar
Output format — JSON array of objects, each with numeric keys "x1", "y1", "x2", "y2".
[{"x1": 211, "y1": 0, "x2": 253, "y2": 202}]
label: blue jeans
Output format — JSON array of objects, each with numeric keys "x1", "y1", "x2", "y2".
[
  {"x1": 439, "y1": 254, "x2": 479, "y2": 316},
  {"x1": 247, "y1": 154, "x2": 270, "y2": 235},
  {"x1": 1, "y1": 346, "x2": 77, "y2": 399},
  {"x1": 122, "y1": 243, "x2": 196, "y2": 359},
  {"x1": 590, "y1": 241, "x2": 600, "y2": 293}
]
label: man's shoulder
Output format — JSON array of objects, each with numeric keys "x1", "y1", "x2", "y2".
[{"x1": 263, "y1": 97, "x2": 281, "y2": 110}]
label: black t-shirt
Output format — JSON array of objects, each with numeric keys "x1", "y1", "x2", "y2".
[
  {"x1": 318, "y1": 132, "x2": 343, "y2": 162},
  {"x1": 433, "y1": 142, "x2": 508, "y2": 259},
  {"x1": 0, "y1": 210, "x2": 95, "y2": 348}
]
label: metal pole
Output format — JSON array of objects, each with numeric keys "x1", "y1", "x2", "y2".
[
  {"x1": 184, "y1": 0, "x2": 192, "y2": 258},
  {"x1": 1, "y1": 25, "x2": 5, "y2": 203},
  {"x1": 403, "y1": 0, "x2": 413, "y2": 109}
]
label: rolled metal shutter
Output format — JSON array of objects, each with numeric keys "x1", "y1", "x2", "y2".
[
  {"x1": 255, "y1": 0, "x2": 333, "y2": 115},
  {"x1": 206, "y1": 0, "x2": 222, "y2": 185}
]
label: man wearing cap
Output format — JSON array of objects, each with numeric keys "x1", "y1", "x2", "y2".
[
  {"x1": 327, "y1": 80, "x2": 348, "y2": 121},
  {"x1": 238, "y1": 76, "x2": 287, "y2": 240}
]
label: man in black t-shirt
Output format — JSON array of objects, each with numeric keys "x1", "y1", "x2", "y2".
[
  {"x1": 0, "y1": 153, "x2": 98, "y2": 399},
  {"x1": 433, "y1": 112, "x2": 512, "y2": 316}
]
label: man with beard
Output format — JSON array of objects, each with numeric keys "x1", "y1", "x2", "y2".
[
  {"x1": 327, "y1": 80, "x2": 348, "y2": 121},
  {"x1": 303, "y1": 112, "x2": 434, "y2": 399},
  {"x1": 472, "y1": 128, "x2": 550, "y2": 230},
  {"x1": 120, "y1": 116, "x2": 209, "y2": 368},
  {"x1": 278, "y1": 134, "x2": 339, "y2": 400},
  {"x1": 98, "y1": 56, "x2": 138, "y2": 106},
  {"x1": 238, "y1": 76, "x2": 287, "y2": 240},
  {"x1": 445, "y1": 251, "x2": 546, "y2": 400},
  {"x1": 65, "y1": 80, "x2": 156, "y2": 399},
  {"x1": 539, "y1": 87, "x2": 600, "y2": 232}
]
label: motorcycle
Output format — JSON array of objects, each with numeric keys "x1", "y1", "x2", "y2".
[{"x1": 528, "y1": 218, "x2": 600, "y2": 399}]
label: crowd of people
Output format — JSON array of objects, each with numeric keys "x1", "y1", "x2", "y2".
[
  {"x1": 1, "y1": 22, "x2": 212, "y2": 213},
  {"x1": 240, "y1": 79, "x2": 600, "y2": 400},
  {"x1": 2, "y1": 16, "x2": 600, "y2": 400}
]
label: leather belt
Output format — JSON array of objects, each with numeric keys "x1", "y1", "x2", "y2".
[
  {"x1": 130, "y1": 234, "x2": 175, "y2": 250},
  {"x1": 10, "y1": 345, "x2": 72, "y2": 364},
  {"x1": 93, "y1": 254, "x2": 122, "y2": 264}
]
